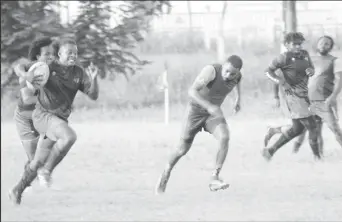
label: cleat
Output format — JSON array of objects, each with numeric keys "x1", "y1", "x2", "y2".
[
  {"x1": 37, "y1": 169, "x2": 52, "y2": 188},
  {"x1": 209, "y1": 178, "x2": 230, "y2": 192},
  {"x1": 264, "y1": 127, "x2": 277, "y2": 147},
  {"x1": 155, "y1": 171, "x2": 170, "y2": 195},
  {"x1": 261, "y1": 148, "x2": 272, "y2": 161},
  {"x1": 8, "y1": 188, "x2": 22, "y2": 205}
]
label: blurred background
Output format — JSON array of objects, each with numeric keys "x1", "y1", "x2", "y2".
[{"x1": 1, "y1": 1, "x2": 342, "y2": 122}]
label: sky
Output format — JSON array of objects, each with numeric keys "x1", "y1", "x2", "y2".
[{"x1": 59, "y1": 1, "x2": 342, "y2": 26}]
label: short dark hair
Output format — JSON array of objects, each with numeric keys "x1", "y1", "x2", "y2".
[
  {"x1": 283, "y1": 32, "x2": 305, "y2": 44},
  {"x1": 28, "y1": 36, "x2": 53, "y2": 61},
  {"x1": 317, "y1": 35, "x2": 335, "y2": 50},
  {"x1": 226, "y1": 55, "x2": 243, "y2": 69},
  {"x1": 54, "y1": 38, "x2": 77, "y2": 55}
]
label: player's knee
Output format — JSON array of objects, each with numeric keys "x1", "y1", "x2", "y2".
[
  {"x1": 181, "y1": 135, "x2": 195, "y2": 145},
  {"x1": 177, "y1": 147, "x2": 190, "y2": 156},
  {"x1": 65, "y1": 131, "x2": 77, "y2": 147},
  {"x1": 178, "y1": 137, "x2": 194, "y2": 156},
  {"x1": 176, "y1": 144, "x2": 190, "y2": 157},
  {"x1": 29, "y1": 159, "x2": 44, "y2": 171},
  {"x1": 288, "y1": 125, "x2": 305, "y2": 138},
  {"x1": 219, "y1": 133, "x2": 229, "y2": 145}
]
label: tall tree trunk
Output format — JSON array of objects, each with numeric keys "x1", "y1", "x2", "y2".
[
  {"x1": 281, "y1": 1, "x2": 297, "y2": 52},
  {"x1": 284, "y1": 0, "x2": 297, "y2": 33},
  {"x1": 187, "y1": 1, "x2": 193, "y2": 31},
  {"x1": 217, "y1": 1, "x2": 227, "y2": 61}
]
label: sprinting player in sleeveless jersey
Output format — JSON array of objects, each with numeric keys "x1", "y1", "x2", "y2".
[
  {"x1": 156, "y1": 55, "x2": 243, "y2": 194},
  {"x1": 262, "y1": 32, "x2": 321, "y2": 161},
  {"x1": 266, "y1": 36, "x2": 342, "y2": 154},
  {"x1": 9, "y1": 38, "x2": 100, "y2": 205}
]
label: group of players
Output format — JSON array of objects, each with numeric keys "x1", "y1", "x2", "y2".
[
  {"x1": 8, "y1": 31, "x2": 341, "y2": 205},
  {"x1": 9, "y1": 37, "x2": 99, "y2": 205},
  {"x1": 155, "y1": 32, "x2": 342, "y2": 194}
]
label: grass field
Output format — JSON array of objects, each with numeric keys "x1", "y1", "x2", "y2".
[
  {"x1": 1, "y1": 49, "x2": 342, "y2": 221},
  {"x1": 1, "y1": 113, "x2": 342, "y2": 221}
]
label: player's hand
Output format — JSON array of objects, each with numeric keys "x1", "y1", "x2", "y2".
[
  {"x1": 31, "y1": 74, "x2": 45, "y2": 86},
  {"x1": 233, "y1": 102, "x2": 241, "y2": 114},
  {"x1": 281, "y1": 81, "x2": 293, "y2": 96},
  {"x1": 208, "y1": 105, "x2": 223, "y2": 117},
  {"x1": 86, "y1": 62, "x2": 99, "y2": 80},
  {"x1": 274, "y1": 98, "x2": 280, "y2": 108},
  {"x1": 325, "y1": 95, "x2": 337, "y2": 108},
  {"x1": 305, "y1": 68, "x2": 315, "y2": 77},
  {"x1": 25, "y1": 70, "x2": 35, "y2": 82}
]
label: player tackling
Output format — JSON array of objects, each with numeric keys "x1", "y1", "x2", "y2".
[
  {"x1": 156, "y1": 55, "x2": 243, "y2": 194},
  {"x1": 9, "y1": 38, "x2": 100, "y2": 205}
]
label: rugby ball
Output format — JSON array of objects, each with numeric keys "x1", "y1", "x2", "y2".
[{"x1": 26, "y1": 61, "x2": 50, "y2": 89}]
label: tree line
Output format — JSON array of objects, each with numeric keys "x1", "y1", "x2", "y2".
[{"x1": 1, "y1": 0, "x2": 171, "y2": 90}]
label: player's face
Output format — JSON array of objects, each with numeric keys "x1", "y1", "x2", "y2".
[
  {"x1": 317, "y1": 37, "x2": 333, "y2": 55},
  {"x1": 58, "y1": 43, "x2": 78, "y2": 66},
  {"x1": 221, "y1": 62, "x2": 240, "y2": 81},
  {"x1": 286, "y1": 40, "x2": 303, "y2": 53},
  {"x1": 37, "y1": 45, "x2": 55, "y2": 65}
]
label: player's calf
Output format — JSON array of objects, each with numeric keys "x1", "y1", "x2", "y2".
[
  {"x1": 156, "y1": 137, "x2": 194, "y2": 194},
  {"x1": 9, "y1": 164, "x2": 38, "y2": 205},
  {"x1": 210, "y1": 123, "x2": 230, "y2": 191},
  {"x1": 41, "y1": 125, "x2": 77, "y2": 185},
  {"x1": 264, "y1": 125, "x2": 290, "y2": 147},
  {"x1": 293, "y1": 130, "x2": 306, "y2": 153},
  {"x1": 262, "y1": 121, "x2": 304, "y2": 160}
]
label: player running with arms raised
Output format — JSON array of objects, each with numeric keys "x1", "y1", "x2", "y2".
[
  {"x1": 156, "y1": 55, "x2": 242, "y2": 194},
  {"x1": 262, "y1": 32, "x2": 321, "y2": 161},
  {"x1": 9, "y1": 39, "x2": 100, "y2": 205}
]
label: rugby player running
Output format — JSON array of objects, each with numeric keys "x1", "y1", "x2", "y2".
[
  {"x1": 156, "y1": 55, "x2": 243, "y2": 194},
  {"x1": 262, "y1": 32, "x2": 321, "y2": 161},
  {"x1": 9, "y1": 38, "x2": 99, "y2": 205}
]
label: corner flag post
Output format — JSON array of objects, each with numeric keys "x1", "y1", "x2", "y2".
[{"x1": 163, "y1": 62, "x2": 169, "y2": 125}]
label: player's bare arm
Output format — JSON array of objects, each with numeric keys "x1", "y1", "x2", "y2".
[
  {"x1": 234, "y1": 81, "x2": 241, "y2": 113},
  {"x1": 14, "y1": 59, "x2": 44, "y2": 86},
  {"x1": 14, "y1": 58, "x2": 34, "y2": 81},
  {"x1": 273, "y1": 84, "x2": 280, "y2": 99},
  {"x1": 326, "y1": 58, "x2": 342, "y2": 106},
  {"x1": 265, "y1": 54, "x2": 292, "y2": 94},
  {"x1": 188, "y1": 65, "x2": 220, "y2": 115},
  {"x1": 81, "y1": 63, "x2": 99, "y2": 100},
  {"x1": 265, "y1": 55, "x2": 285, "y2": 85},
  {"x1": 305, "y1": 52, "x2": 315, "y2": 77}
]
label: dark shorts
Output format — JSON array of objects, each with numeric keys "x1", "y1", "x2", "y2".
[
  {"x1": 14, "y1": 107, "x2": 39, "y2": 141},
  {"x1": 180, "y1": 104, "x2": 227, "y2": 139},
  {"x1": 32, "y1": 107, "x2": 67, "y2": 141}
]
